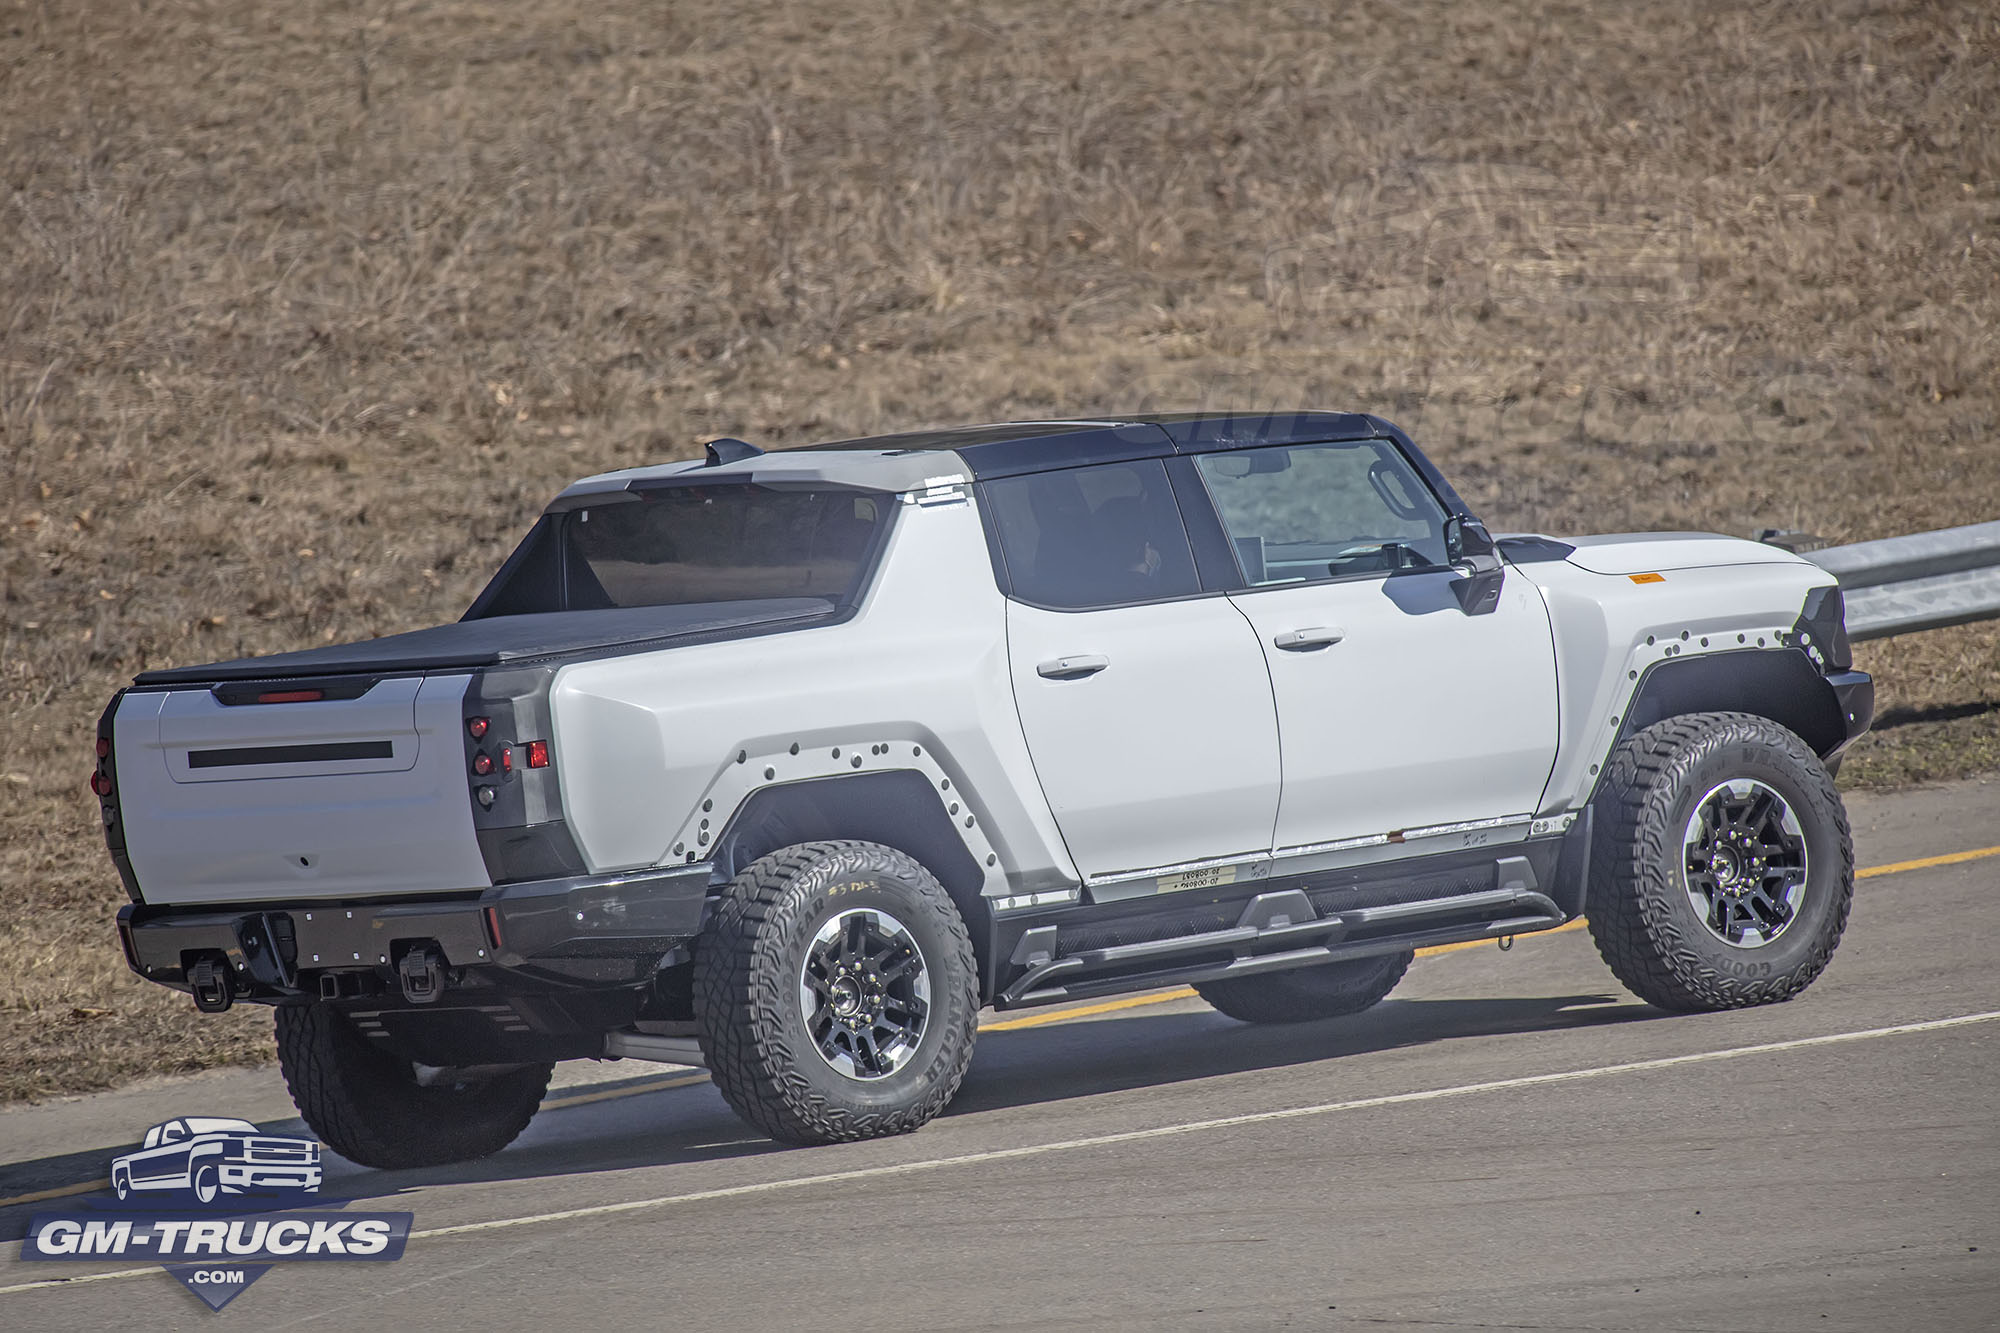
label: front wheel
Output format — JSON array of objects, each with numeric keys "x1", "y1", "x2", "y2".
[
  {"x1": 1587, "y1": 712, "x2": 1854, "y2": 1012},
  {"x1": 1195, "y1": 951, "x2": 1413, "y2": 1024},
  {"x1": 275, "y1": 1004, "x2": 552, "y2": 1170},
  {"x1": 693, "y1": 840, "x2": 979, "y2": 1145},
  {"x1": 192, "y1": 1163, "x2": 220, "y2": 1204}
]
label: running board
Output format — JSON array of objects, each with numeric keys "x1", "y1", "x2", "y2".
[{"x1": 995, "y1": 886, "x2": 1565, "y2": 1010}]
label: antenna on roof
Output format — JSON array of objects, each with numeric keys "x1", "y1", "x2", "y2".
[{"x1": 703, "y1": 437, "x2": 763, "y2": 467}]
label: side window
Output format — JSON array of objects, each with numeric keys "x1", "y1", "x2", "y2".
[
  {"x1": 1194, "y1": 441, "x2": 1449, "y2": 585},
  {"x1": 983, "y1": 459, "x2": 1201, "y2": 609}
]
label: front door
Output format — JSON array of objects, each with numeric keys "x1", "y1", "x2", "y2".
[
  {"x1": 1190, "y1": 439, "x2": 1560, "y2": 853},
  {"x1": 986, "y1": 458, "x2": 1281, "y2": 881}
]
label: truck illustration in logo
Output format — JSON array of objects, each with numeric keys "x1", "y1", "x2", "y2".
[{"x1": 109, "y1": 1117, "x2": 322, "y2": 1204}]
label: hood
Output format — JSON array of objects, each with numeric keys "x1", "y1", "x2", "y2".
[{"x1": 1562, "y1": 532, "x2": 1810, "y2": 577}]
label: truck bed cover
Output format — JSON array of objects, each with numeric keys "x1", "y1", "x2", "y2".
[{"x1": 133, "y1": 598, "x2": 836, "y2": 685}]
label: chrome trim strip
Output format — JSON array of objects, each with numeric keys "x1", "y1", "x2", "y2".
[
  {"x1": 1276, "y1": 816, "x2": 1531, "y2": 862},
  {"x1": 1084, "y1": 816, "x2": 1542, "y2": 892},
  {"x1": 1085, "y1": 850, "x2": 1270, "y2": 890}
]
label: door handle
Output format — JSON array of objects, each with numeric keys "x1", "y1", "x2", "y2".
[
  {"x1": 1273, "y1": 626, "x2": 1346, "y2": 651},
  {"x1": 1036, "y1": 654, "x2": 1109, "y2": 680}
]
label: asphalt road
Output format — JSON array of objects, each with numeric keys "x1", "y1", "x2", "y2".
[{"x1": 3, "y1": 777, "x2": 1996, "y2": 1331}]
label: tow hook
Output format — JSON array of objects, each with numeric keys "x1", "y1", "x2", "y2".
[
  {"x1": 398, "y1": 944, "x2": 448, "y2": 1005},
  {"x1": 186, "y1": 957, "x2": 235, "y2": 1013}
]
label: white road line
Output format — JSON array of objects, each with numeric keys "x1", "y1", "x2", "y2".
[{"x1": 6, "y1": 1007, "x2": 1992, "y2": 1297}]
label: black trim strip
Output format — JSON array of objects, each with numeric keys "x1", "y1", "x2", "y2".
[{"x1": 188, "y1": 740, "x2": 395, "y2": 769}]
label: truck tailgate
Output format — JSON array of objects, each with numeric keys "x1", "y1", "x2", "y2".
[{"x1": 114, "y1": 674, "x2": 491, "y2": 906}]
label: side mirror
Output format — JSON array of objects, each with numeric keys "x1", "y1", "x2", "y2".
[{"x1": 1444, "y1": 514, "x2": 1505, "y2": 616}]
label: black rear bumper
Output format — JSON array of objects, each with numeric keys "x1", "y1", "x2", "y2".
[{"x1": 118, "y1": 862, "x2": 716, "y2": 1005}]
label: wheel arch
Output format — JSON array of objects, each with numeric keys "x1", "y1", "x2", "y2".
[
  {"x1": 1619, "y1": 649, "x2": 1847, "y2": 764},
  {"x1": 711, "y1": 771, "x2": 998, "y2": 994}
]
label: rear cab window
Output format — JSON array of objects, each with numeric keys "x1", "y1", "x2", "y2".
[
  {"x1": 1193, "y1": 440, "x2": 1449, "y2": 585},
  {"x1": 981, "y1": 459, "x2": 1202, "y2": 610},
  {"x1": 468, "y1": 486, "x2": 892, "y2": 618}
]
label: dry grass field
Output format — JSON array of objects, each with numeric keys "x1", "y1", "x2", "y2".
[{"x1": 3, "y1": 0, "x2": 1996, "y2": 1102}]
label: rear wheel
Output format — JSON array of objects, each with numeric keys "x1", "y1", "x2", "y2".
[
  {"x1": 1587, "y1": 712, "x2": 1853, "y2": 1011},
  {"x1": 275, "y1": 1003, "x2": 552, "y2": 1170},
  {"x1": 694, "y1": 840, "x2": 979, "y2": 1145},
  {"x1": 1195, "y1": 951, "x2": 1413, "y2": 1024}
]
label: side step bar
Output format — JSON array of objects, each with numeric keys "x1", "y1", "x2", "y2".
[{"x1": 996, "y1": 886, "x2": 1565, "y2": 1009}]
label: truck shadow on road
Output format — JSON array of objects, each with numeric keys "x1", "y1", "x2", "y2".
[
  {"x1": 950, "y1": 991, "x2": 1654, "y2": 1115},
  {"x1": 0, "y1": 990, "x2": 1658, "y2": 1238}
]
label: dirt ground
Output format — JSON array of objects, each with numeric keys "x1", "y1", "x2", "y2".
[{"x1": 3, "y1": 0, "x2": 1996, "y2": 1102}]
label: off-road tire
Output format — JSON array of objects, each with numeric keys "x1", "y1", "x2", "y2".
[
  {"x1": 275, "y1": 1002, "x2": 552, "y2": 1170},
  {"x1": 1194, "y1": 951, "x2": 1414, "y2": 1024},
  {"x1": 1587, "y1": 712, "x2": 1853, "y2": 1012},
  {"x1": 693, "y1": 840, "x2": 979, "y2": 1146}
]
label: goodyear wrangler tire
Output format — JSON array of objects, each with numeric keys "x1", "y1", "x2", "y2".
[
  {"x1": 1587, "y1": 712, "x2": 1853, "y2": 1012},
  {"x1": 693, "y1": 840, "x2": 979, "y2": 1146},
  {"x1": 275, "y1": 1003, "x2": 552, "y2": 1170},
  {"x1": 1194, "y1": 951, "x2": 1413, "y2": 1025}
]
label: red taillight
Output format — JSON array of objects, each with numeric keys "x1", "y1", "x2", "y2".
[
  {"x1": 483, "y1": 905, "x2": 504, "y2": 949},
  {"x1": 526, "y1": 740, "x2": 550, "y2": 769},
  {"x1": 472, "y1": 752, "x2": 494, "y2": 776},
  {"x1": 467, "y1": 717, "x2": 490, "y2": 739},
  {"x1": 499, "y1": 746, "x2": 513, "y2": 774},
  {"x1": 257, "y1": 689, "x2": 324, "y2": 704},
  {"x1": 90, "y1": 771, "x2": 113, "y2": 797},
  {"x1": 96, "y1": 737, "x2": 111, "y2": 759}
]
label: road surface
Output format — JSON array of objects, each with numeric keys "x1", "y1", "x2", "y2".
[{"x1": 3, "y1": 777, "x2": 1996, "y2": 1329}]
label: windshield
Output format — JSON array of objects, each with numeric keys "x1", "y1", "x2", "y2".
[{"x1": 468, "y1": 485, "x2": 891, "y2": 618}]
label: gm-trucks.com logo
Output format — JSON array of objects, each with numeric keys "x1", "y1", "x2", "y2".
[{"x1": 23, "y1": 1117, "x2": 411, "y2": 1310}]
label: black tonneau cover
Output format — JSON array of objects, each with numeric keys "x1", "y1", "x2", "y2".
[{"x1": 132, "y1": 599, "x2": 836, "y2": 686}]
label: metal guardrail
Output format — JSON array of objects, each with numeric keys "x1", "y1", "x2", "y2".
[{"x1": 1799, "y1": 521, "x2": 2000, "y2": 642}]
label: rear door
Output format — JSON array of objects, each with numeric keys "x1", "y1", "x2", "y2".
[
  {"x1": 987, "y1": 459, "x2": 1280, "y2": 882},
  {"x1": 1189, "y1": 439, "x2": 1559, "y2": 853}
]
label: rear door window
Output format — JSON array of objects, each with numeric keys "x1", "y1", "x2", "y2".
[{"x1": 982, "y1": 460, "x2": 1201, "y2": 609}]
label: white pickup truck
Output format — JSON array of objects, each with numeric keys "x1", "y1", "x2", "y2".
[{"x1": 96, "y1": 413, "x2": 1873, "y2": 1166}]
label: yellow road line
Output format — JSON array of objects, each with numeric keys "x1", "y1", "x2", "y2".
[
  {"x1": 3, "y1": 838, "x2": 1988, "y2": 1212},
  {"x1": 0, "y1": 1178, "x2": 110, "y2": 1209},
  {"x1": 543, "y1": 1072, "x2": 710, "y2": 1111},
  {"x1": 980, "y1": 988, "x2": 1200, "y2": 1031},
  {"x1": 1857, "y1": 844, "x2": 2000, "y2": 879}
]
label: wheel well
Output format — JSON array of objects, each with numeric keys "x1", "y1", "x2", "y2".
[
  {"x1": 1622, "y1": 649, "x2": 1846, "y2": 758},
  {"x1": 712, "y1": 771, "x2": 996, "y2": 991}
]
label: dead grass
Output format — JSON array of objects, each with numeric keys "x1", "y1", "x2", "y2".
[{"x1": 3, "y1": 0, "x2": 1997, "y2": 1102}]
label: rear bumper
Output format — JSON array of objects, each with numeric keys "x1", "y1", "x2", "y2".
[{"x1": 117, "y1": 862, "x2": 715, "y2": 1002}]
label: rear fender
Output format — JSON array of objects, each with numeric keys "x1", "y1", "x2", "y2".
[{"x1": 710, "y1": 769, "x2": 1000, "y2": 995}]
